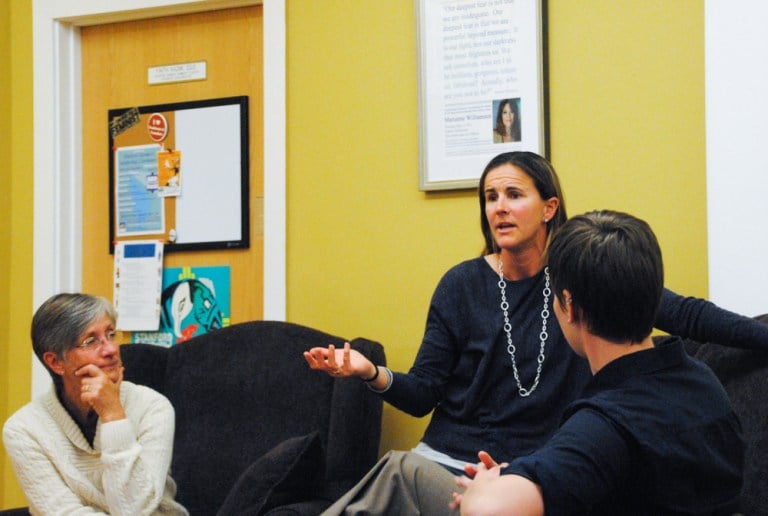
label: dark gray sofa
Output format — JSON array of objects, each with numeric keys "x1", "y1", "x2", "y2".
[
  {"x1": 119, "y1": 320, "x2": 386, "y2": 516},
  {"x1": 675, "y1": 312, "x2": 768, "y2": 516}
]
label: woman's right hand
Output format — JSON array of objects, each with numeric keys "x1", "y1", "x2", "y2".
[{"x1": 303, "y1": 342, "x2": 377, "y2": 380}]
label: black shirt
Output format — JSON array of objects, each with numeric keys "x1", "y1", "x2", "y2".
[{"x1": 508, "y1": 338, "x2": 744, "y2": 515}]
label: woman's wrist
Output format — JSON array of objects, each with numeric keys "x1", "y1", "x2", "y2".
[
  {"x1": 365, "y1": 366, "x2": 393, "y2": 393},
  {"x1": 361, "y1": 362, "x2": 379, "y2": 382}
]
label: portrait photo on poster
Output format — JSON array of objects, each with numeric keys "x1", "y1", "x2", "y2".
[{"x1": 492, "y1": 98, "x2": 522, "y2": 144}]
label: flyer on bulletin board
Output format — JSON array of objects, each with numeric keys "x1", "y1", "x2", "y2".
[
  {"x1": 115, "y1": 143, "x2": 165, "y2": 236},
  {"x1": 113, "y1": 240, "x2": 164, "y2": 331},
  {"x1": 157, "y1": 148, "x2": 182, "y2": 197},
  {"x1": 132, "y1": 265, "x2": 231, "y2": 347}
]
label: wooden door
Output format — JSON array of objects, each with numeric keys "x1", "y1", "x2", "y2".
[{"x1": 81, "y1": 6, "x2": 264, "y2": 336}]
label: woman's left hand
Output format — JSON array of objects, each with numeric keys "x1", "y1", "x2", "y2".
[
  {"x1": 303, "y1": 342, "x2": 374, "y2": 379},
  {"x1": 76, "y1": 363, "x2": 126, "y2": 422}
]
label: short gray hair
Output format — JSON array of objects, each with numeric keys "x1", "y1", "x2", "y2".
[{"x1": 31, "y1": 293, "x2": 117, "y2": 366}]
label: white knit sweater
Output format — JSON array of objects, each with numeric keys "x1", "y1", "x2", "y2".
[{"x1": 3, "y1": 381, "x2": 188, "y2": 516}]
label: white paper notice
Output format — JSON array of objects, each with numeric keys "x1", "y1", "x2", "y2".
[{"x1": 113, "y1": 240, "x2": 164, "y2": 331}]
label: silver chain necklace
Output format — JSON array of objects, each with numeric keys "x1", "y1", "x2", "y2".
[{"x1": 497, "y1": 257, "x2": 550, "y2": 397}]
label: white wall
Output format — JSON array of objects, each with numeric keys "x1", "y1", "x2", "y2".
[{"x1": 705, "y1": 1, "x2": 768, "y2": 316}]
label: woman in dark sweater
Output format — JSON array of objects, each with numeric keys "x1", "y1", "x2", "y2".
[{"x1": 304, "y1": 151, "x2": 768, "y2": 514}]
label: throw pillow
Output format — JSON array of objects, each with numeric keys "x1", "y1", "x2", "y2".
[{"x1": 216, "y1": 431, "x2": 324, "y2": 516}]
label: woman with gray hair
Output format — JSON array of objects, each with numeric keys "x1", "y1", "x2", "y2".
[{"x1": 3, "y1": 293, "x2": 187, "y2": 515}]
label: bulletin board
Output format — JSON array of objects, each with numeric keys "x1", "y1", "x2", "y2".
[{"x1": 108, "y1": 96, "x2": 249, "y2": 252}]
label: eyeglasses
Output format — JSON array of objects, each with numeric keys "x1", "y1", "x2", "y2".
[{"x1": 75, "y1": 330, "x2": 117, "y2": 351}]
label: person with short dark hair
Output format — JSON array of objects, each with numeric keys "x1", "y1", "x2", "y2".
[
  {"x1": 305, "y1": 152, "x2": 764, "y2": 515},
  {"x1": 455, "y1": 211, "x2": 744, "y2": 515},
  {"x1": 3, "y1": 293, "x2": 188, "y2": 515}
]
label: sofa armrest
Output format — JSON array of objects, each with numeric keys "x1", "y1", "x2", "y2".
[{"x1": 324, "y1": 338, "x2": 385, "y2": 485}]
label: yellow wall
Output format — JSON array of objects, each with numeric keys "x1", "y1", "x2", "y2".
[
  {"x1": 286, "y1": 0, "x2": 706, "y2": 454},
  {"x1": 0, "y1": 3, "x2": 11, "y2": 480},
  {"x1": 1, "y1": 0, "x2": 707, "y2": 509},
  {"x1": 1, "y1": 0, "x2": 34, "y2": 508},
  {"x1": 548, "y1": 1, "x2": 706, "y2": 289}
]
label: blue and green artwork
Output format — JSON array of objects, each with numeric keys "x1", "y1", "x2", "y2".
[{"x1": 132, "y1": 265, "x2": 230, "y2": 347}]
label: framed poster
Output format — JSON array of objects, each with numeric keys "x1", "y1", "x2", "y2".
[
  {"x1": 109, "y1": 96, "x2": 250, "y2": 252},
  {"x1": 416, "y1": 0, "x2": 549, "y2": 190}
]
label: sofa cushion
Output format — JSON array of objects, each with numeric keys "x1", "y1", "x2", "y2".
[{"x1": 216, "y1": 432, "x2": 324, "y2": 516}]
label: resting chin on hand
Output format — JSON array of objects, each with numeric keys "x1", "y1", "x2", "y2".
[
  {"x1": 76, "y1": 363, "x2": 126, "y2": 423},
  {"x1": 452, "y1": 451, "x2": 544, "y2": 516}
]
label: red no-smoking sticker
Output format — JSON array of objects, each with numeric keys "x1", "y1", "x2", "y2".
[{"x1": 147, "y1": 113, "x2": 168, "y2": 142}]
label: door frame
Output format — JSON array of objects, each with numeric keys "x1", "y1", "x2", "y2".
[{"x1": 31, "y1": 0, "x2": 285, "y2": 395}]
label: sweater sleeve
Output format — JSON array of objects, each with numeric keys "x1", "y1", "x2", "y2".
[
  {"x1": 379, "y1": 303, "x2": 456, "y2": 416},
  {"x1": 99, "y1": 387, "x2": 177, "y2": 516},
  {"x1": 655, "y1": 288, "x2": 768, "y2": 349},
  {"x1": 3, "y1": 417, "x2": 108, "y2": 515},
  {"x1": 379, "y1": 266, "x2": 468, "y2": 417}
]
